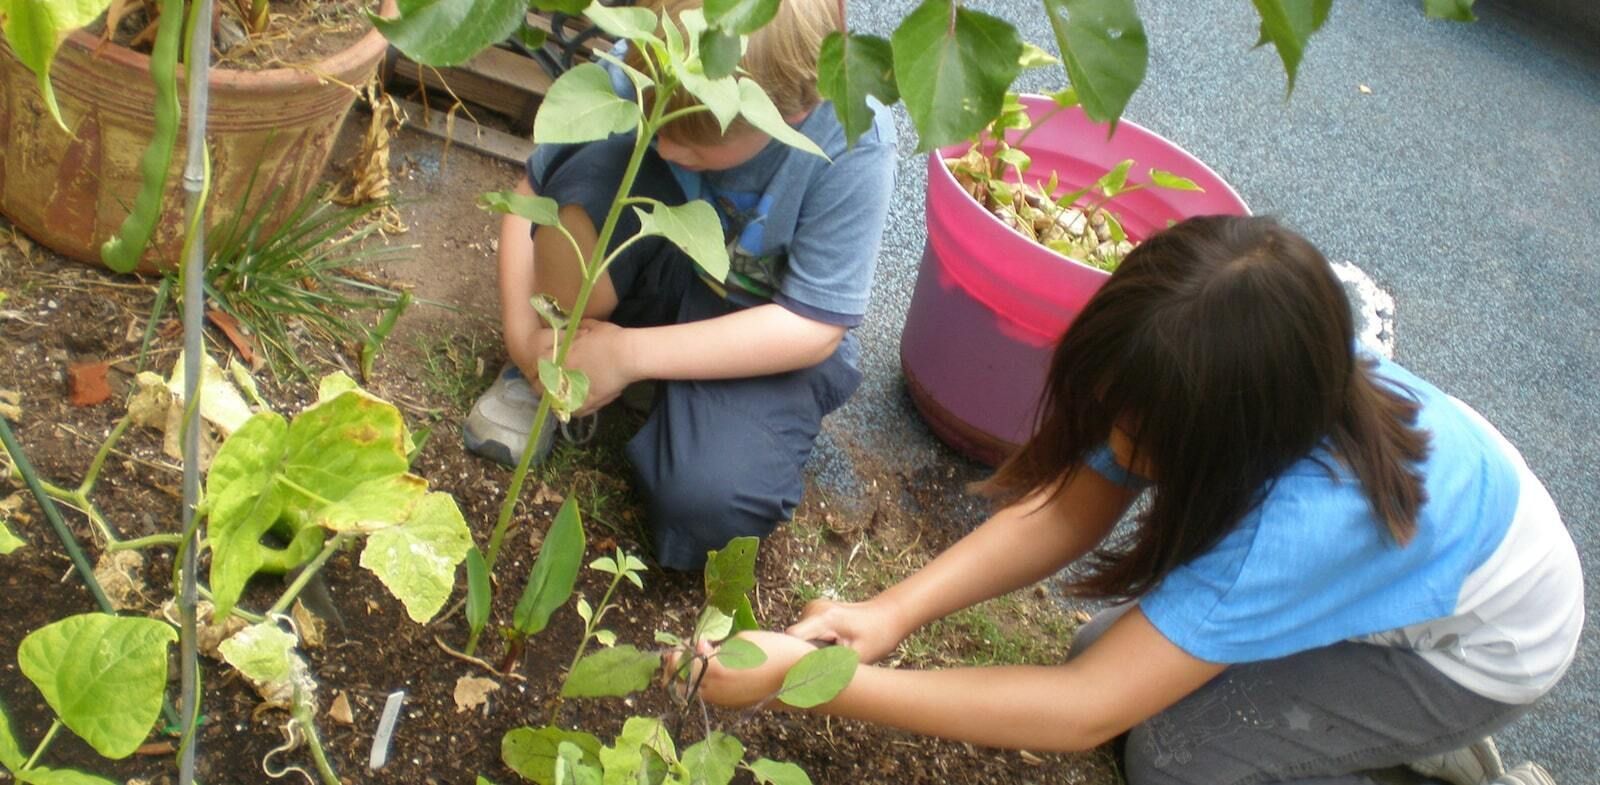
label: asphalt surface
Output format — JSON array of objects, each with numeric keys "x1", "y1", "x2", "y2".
[{"x1": 818, "y1": 0, "x2": 1600, "y2": 779}]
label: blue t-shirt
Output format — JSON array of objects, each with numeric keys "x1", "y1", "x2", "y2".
[{"x1": 1098, "y1": 356, "x2": 1522, "y2": 664}]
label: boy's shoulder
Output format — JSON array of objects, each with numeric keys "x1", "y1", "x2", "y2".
[{"x1": 800, "y1": 98, "x2": 898, "y2": 161}]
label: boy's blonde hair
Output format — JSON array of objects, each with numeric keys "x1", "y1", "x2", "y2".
[{"x1": 627, "y1": 0, "x2": 842, "y2": 143}]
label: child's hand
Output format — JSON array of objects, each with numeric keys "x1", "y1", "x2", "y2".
[
  {"x1": 564, "y1": 319, "x2": 637, "y2": 415},
  {"x1": 786, "y1": 597, "x2": 908, "y2": 664},
  {"x1": 680, "y1": 630, "x2": 819, "y2": 709}
]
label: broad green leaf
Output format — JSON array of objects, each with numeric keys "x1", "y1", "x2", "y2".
[
  {"x1": 504, "y1": 725, "x2": 602, "y2": 785},
  {"x1": 0, "y1": 519, "x2": 23, "y2": 554},
  {"x1": 704, "y1": 0, "x2": 778, "y2": 34},
  {"x1": 206, "y1": 412, "x2": 298, "y2": 616},
  {"x1": 361, "y1": 492, "x2": 473, "y2": 622},
  {"x1": 891, "y1": 0, "x2": 1022, "y2": 151},
  {"x1": 635, "y1": 202, "x2": 731, "y2": 283},
  {"x1": 315, "y1": 474, "x2": 428, "y2": 532},
  {"x1": 583, "y1": 3, "x2": 659, "y2": 42},
  {"x1": 1249, "y1": 0, "x2": 1333, "y2": 92},
  {"x1": 695, "y1": 607, "x2": 734, "y2": 643},
  {"x1": 747, "y1": 759, "x2": 812, "y2": 785},
  {"x1": 466, "y1": 547, "x2": 491, "y2": 643},
  {"x1": 18, "y1": 614, "x2": 176, "y2": 760},
  {"x1": 1096, "y1": 160, "x2": 1133, "y2": 197},
  {"x1": 561, "y1": 645, "x2": 662, "y2": 698},
  {"x1": 682, "y1": 732, "x2": 743, "y2": 785},
  {"x1": 703, "y1": 537, "x2": 758, "y2": 615},
  {"x1": 699, "y1": 29, "x2": 742, "y2": 80},
  {"x1": 777, "y1": 646, "x2": 858, "y2": 709},
  {"x1": 599, "y1": 717, "x2": 677, "y2": 783},
  {"x1": 512, "y1": 498, "x2": 587, "y2": 636},
  {"x1": 0, "y1": 0, "x2": 115, "y2": 128},
  {"x1": 480, "y1": 191, "x2": 563, "y2": 226},
  {"x1": 15, "y1": 766, "x2": 120, "y2": 785},
  {"x1": 1148, "y1": 169, "x2": 1204, "y2": 192},
  {"x1": 0, "y1": 698, "x2": 25, "y2": 770},
  {"x1": 680, "y1": 67, "x2": 741, "y2": 134},
  {"x1": 655, "y1": 630, "x2": 683, "y2": 646},
  {"x1": 555, "y1": 741, "x2": 604, "y2": 785},
  {"x1": 1043, "y1": 0, "x2": 1148, "y2": 125},
  {"x1": 535, "y1": 63, "x2": 642, "y2": 145},
  {"x1": 736, "y1": 79, "x2": 829, "y2": 161},
  {"x1": 282, "y1": 390, "x2": 412, "y2": 520},
  {"x1": 1423, "y1": 0, "x2": 1476, "y2": 21},
  {"x1": 217, "y1": 622, "x2": 299, "y2": 687},
  {"x1": 715, "y1": 638, "x2": 767, "y2": 670},
  {"x1": 817, "y1": 32, "x2": 898, "y2": 147},
  {"x1": 731, "y1": 594, "x2": 760, "y2": 633},
  {"x1": 316, "y1": 371, "x2": 359, "y2": 402},
  {"x1": 371, "y1": 0, "x2": 528, "y2": 68},
  {"x1": 1019, "y1": 42, "x2": 1060, "y2": 68}
]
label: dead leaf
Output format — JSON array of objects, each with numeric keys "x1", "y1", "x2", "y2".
[
  {"x1": 0, "y1": 493, "x2": 30, "y2": 525},
  {"x1": 206, "y1": 308, "x2": 258, "y2": 367},
  {"x1": 328, "y1": 691, "x2": 355, "y2": 725},
  {"x1": 453, "y1": 675, "x2": 500, "y2": 714},
  {"x1": 1019, "y1": 750, "x2": 1045, "y2": 766},
  {"x1": 93, "y1": 550, "x2": 148, "y2": 611},
  {"x1": 166, "y1": 600, "x2": 251, "y2": 660},
  {"x1": 532, "y1": 484, "x2": 564, "y2": 505},
  {"x1": 127, "y1": 372, "x2": 173, "y2": 430},
  {"x1": 68, "y1": 361, "x2": 113, "y2": 407},
  {"x1": 292, "y1": 600, "x2": 326, "y2": 649}
]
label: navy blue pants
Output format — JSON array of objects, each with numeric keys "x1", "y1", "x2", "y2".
[{"x1": 531, "y1": 138, "x2": 862, "y2": 569}]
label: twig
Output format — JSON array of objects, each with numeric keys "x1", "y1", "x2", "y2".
[{"x1": 433, "y1": 636, "x2": 527, "y2": 682}]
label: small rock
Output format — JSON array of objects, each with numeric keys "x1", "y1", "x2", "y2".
[
  {"x1": 67, "y1": 361, "x2": 112, "y2": 407},
  {"x1": 328, "y1": 691, "x2": 355, "y2": 725}
]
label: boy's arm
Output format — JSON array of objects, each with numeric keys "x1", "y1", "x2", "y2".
[{"x1": 497, "y1": 177, "x2": 552, "y2": 376}]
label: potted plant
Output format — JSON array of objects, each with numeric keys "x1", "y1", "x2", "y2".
[{"x1": 0, "y1": 0, "x2": 396, "y2": 272}]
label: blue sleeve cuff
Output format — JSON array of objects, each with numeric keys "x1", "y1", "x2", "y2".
[
  {"x1": 773, "y1": 293, "x2": 863, "y2": 328},
  {"x1": 1084, "y1": 444, "x2": 1151, "y2": 490}
]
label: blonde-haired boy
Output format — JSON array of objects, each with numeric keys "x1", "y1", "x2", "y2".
[{"x1": 466, "y1": 0, "x2": 896, "y2": 570}]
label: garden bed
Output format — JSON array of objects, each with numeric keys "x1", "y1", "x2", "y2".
[{"x1": 0, "y1": 119, "x2": 1117, "y2": 785}]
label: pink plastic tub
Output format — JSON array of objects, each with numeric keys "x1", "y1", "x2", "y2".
[{"x1": 901, "y1": 97, "x2": 1250, "y2": 465}]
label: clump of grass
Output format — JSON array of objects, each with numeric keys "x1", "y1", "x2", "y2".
[
  {"x1": 198, "y1": 185, "x2": 409, "y2": 378},
  {"x1": 415, "y1": 330, "x2": 492, "y2": 413}
]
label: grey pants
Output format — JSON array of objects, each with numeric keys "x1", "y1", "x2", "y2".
[{"x1": 1071, "y1": 604, "x2": 1529, "y2": 785}]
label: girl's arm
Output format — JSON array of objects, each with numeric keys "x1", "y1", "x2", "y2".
[
  {"x1": 788, "y1": 467, "x2": 1137, "y2": 662},
  {"x1": 705, "y1": 608, "x2": 1223, "y2": 753}
]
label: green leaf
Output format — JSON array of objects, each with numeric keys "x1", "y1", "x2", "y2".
[
  {"x1": 371, "y1": 0, "x2": 528, "y2": 68},
  {"x1": 695, "y1": 607, "x2": 734, "y2": 643},
  {"x1": 599, "y1": 717, "x2": 677, "y2": 782},
  {"x1": 995, "y1": 147, "x2": 1031, "y2": 175},
  {"x1": 731, "y1": 594, "x2": 760, "y2": 633},
  {"x1": 0, "y1": 0, "x2": 115, "y2": 129},
  {"x1": 0, "y1": 698, "x2": 25, "y2": 771},
  {"x1": 315, "y1": 473, "x2": 428, "y2": 532},
  {"x1": 817, "y1": 32, "x2": 898, "y2": 148},
  {"x1": 736, "y1": 79, "x2": 829, "y2": 160},
  {"x1": 679, "y1": 66, "x2": 741, "y2": 134},
  {"x1": 562, "y1": 645, "x2": 662, "y2": 698},
  {"x1": 1043, "y1": 0, "x2": 1148, "y2": 125},
  {"x1": 593, "y1": 629, "x2": 617, "y2": 647},
  {"x1": 891, "y1": 0, "x2": 1023, "y2": 151},
  {"x1": 537, "y1": 359, "x2": 591, "y2": 420},
  {"x1": 479, "y1": 190, "x2": 563, "y2": 226},
  {"x1": 714, "y1": 638, "x2": 767, "y2": 670},
  {"x1": 518, "y1": 24, "x2": 549, "y2": 51},
  {"x1": 1049, "y1": 86, "x2": 1081, "y2": 107},
  {"x1": 682, "y1": 732, "x2": 743, "y2": 785},
  {"x1": 504, "y1": 725, "x2": 603, "y2": 785},
  {"x1": 217, "y1": 622, "x2": 299, "y2": 687},
  {"x1": 1423, "y1": 0, "x2": 1476, "y2": 21},
  {"x1": 590, "y1": 556, "x2": 620, "y2": 574},
  {"x1": 0, "y1": 519, "x2": 24, "y2": 555},
  {"x1": 534, "y1": 63, "x2": 642, "y2": 145},
  {"x1": 1096, "y1": 160, "x2": 1133, "y2": 197},
  {"x1": 316, "y1": 371, "x2": 359, "y2": 403},
  {"x1": 281, "y1": 390, "x2": 412, "y2": 520},
  {"x1": 18, "y1": 614, "x2": 176, "y2": 760},
  {"x1": 747, "y1": 759, "x2": 812, "y2": 785},
  {"x1": 532, "y1": 0, "x2": 589, "y2": 13},
  {"x1": 655, "y1": 630, "x2": 683, "y2": 646},
  {"x1": 513, "y1": 498, "x2": 587, "y2": 636},
  {"x1": 583, "y1": 3, "x2": 659, "y2": 42},
  {"x1": 466, "y1": 547, "x2": 491, "y2": 645},
  {"x1": 703, "y1": 537, "x2": 758, "y2": 615},
  {"x1": 1104, "y1": 211, "x2": 1127, "y2": 244},
  {"x1": 15, "y1": 766, "x2": 121, "y2": 785},
  {"x1": 1147, "y1": 169, "x2": 1204, "y2": 192},
  {"x1": 634, "y1": 201, "x2": 731, "y2": 283},
  {"x1": 777, "y1": 646, "x2": 858, "y2": 709},
  {"x1": 1249, "y1": 0, "x2": 1333, "y2": 92},
  {"x1": 1019, "y1": 42, "x2": 1060, "y2": 68},
  {"x1": 576, "y1": 596, "x2": 594, "y2": 625},
  {"x1": 206, "y1": 412, "x2": 297, "y2": 617},
  {"x1": 704, "y1": 0, "x2": 779, "y2": 34},
  {"x1": 361, "y1": 492, "x2": 473, "y2": 622},
  {"x1": 554, "y1": 741, "x2": 603, "y2": 785},
  {"x1": 699, "y1": 29, "x2": 742, "y2": 80}
]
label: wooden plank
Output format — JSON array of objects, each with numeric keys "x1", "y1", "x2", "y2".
[
  {"x1": 393, "y1": 97, "x2": 535, "y2": 167},
  {"x1": 389, "y1": 46, "x2": 551, "y2": 132}
]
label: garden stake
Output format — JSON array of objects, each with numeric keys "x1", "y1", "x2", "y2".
[
  {"x1": 369, "y1": 689, "x2": 406, "y2": 771},
  {"x1": 177, "y1": 0, "x2": 216, "y2": 781}
]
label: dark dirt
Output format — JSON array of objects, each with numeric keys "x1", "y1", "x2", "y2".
[
  {"x1": 92, "y1": 0, "x2": 377, "y2": 72},
  {"x1": 0, "y1": 100, "x2": 1118, "y2": 785}
]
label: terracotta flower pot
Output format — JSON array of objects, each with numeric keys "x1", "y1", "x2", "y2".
[
  {"x1": 0, "y1": 2, "x2": 395, "y2": 272},
  {"x1": 900, "y1": 97, "x2": 1251, "y2": 465}
]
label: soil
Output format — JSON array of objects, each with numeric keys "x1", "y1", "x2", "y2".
[
  {"x1": 91, "y1": 0, "x2": 378, "y2": 72},
  {"x1": 0, "y1": 102, "x2": 1120, "y2": 785}
]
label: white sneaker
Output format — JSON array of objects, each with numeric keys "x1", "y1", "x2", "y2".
[
  {"x1": 1490, "y1": 762, "x2": 1557, "y2": 785},
  {"x1": 464, "y1": 365, "x2": 557, "y2": 467},
  {"x1": 1409, "y1": 737, "x2": 1504, "y2": 785}
]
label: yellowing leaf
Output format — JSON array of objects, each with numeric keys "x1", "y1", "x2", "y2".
[{"x1": 360, "y1": 493, "x2": 473, "y2": 623}]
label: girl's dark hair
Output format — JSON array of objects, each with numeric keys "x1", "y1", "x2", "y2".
[{"x1": 984, "y1": 215, "x2": 1431, "y2": 599}]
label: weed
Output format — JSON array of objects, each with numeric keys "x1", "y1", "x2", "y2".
[{"x1": 414, "y1": 331, "x2": 492, "y2": 414}]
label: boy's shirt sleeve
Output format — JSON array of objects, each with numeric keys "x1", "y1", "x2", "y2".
[{"x1": 773, "y1": 104, "x2": 897, "y2": 327}]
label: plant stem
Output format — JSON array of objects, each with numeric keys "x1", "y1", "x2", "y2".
[
  {"x1": 548, "y1": 569, "x2": 627, "y2": 726},
  {"x1": 108, "y1": 532, "x2": 186, "y2": 551},
  {"x1": 22, "y1": 720, "x2": 61, "y2": 770},
  {"x1": 1010, "y1": 102, "x2": 1070, "y2": 152},
  {"x1": 276, "y1": 476, "x2": 336, "y2": 507},
  {"x1": 293, "y1": 687, "x2": 340, "y2": 785},
  {"x1": 268, "y1": 535, "x2": 348, "y2": 617},
  {"x1": 77, "y1": 413, "x2": 133, "y2": 498}
]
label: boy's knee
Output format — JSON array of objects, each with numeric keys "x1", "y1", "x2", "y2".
[{"x1": 642, "y1": 459, "x2": 791, "y2": 570}]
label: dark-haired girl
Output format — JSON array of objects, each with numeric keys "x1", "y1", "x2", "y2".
[{"x1": 692, "y1": 216, "x2": 1582, "y2": 785}]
